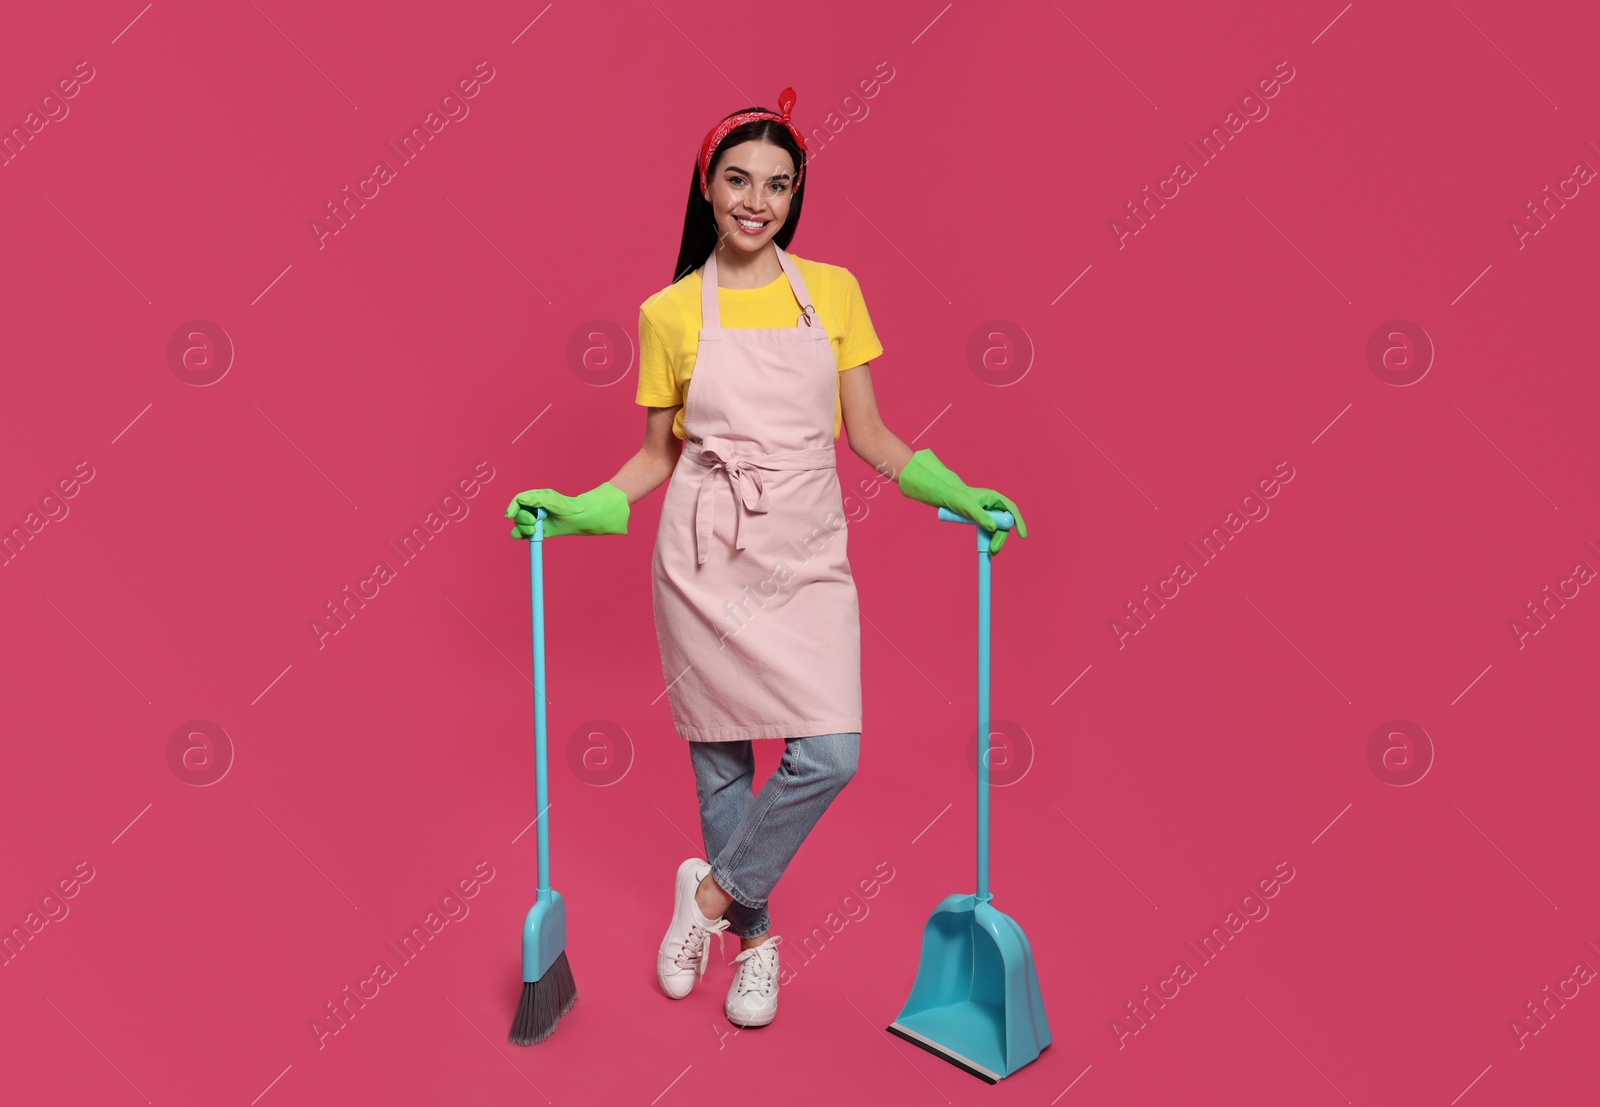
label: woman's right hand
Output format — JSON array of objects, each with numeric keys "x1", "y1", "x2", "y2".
[{"x1": 505, "y1": 482, "x2": 630, "y2": 539}]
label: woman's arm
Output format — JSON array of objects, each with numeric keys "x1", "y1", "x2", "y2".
[
  {"x1": 839, "y1": 364, "x2": 913, "y2": 478},
  {"x1": 607, "y1": 405, "x2": 684, "y2": 505},
  {"x1": 842, "y1": 363, "x2": 1028, "y2": 553}
]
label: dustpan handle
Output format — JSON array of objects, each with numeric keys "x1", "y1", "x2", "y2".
[
  {"x1": 935, "y1": 506, "x2": 1015, "y2": 531},
  {"x1": 529, "y1": 510, "x2": 552, "y2": 898},
  {"x1": 936, "y1": 507, "x2": 1014, "y2": 903}
]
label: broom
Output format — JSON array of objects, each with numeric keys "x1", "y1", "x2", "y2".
[{"x1": 509, "y1": 508, "x2": 578, "y2": 1045}]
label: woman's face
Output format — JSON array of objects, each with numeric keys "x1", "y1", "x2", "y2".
[{"x1": 703, "y1": 139, "x2": 795, "y2": 252}]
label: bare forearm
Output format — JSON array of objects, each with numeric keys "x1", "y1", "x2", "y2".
[
  {"x1": 607, "y1": 445, "x2": 679, "y2": 505},
  {"x1": 849, "y1": 422, "x2": 914, "y2": 484}
]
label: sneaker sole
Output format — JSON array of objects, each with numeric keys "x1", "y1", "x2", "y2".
[
  {"x1": 726, "y1": 1007, "x2": 777, "y2": 1028},
  {"x1": 659, "y1": 973, "x2": 698, "y2": 999}
]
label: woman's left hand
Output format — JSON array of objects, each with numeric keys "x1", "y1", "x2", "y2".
[
  {"x1": 963, "y1": 486, "x2": 1027, "y2": 555},
  {"x1": 895, "y1": 448, "x2": 1028, "y2": 555}
]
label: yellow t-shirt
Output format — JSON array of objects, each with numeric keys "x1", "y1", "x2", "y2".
[{"x1": 635, "y1": 254, "x2": 884, "y2": 440}]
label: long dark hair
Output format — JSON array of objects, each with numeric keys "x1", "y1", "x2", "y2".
[{"x1": 672, "y1": 107, "x2": 808, "y2": 283}]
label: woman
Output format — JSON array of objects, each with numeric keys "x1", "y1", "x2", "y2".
[{"x1": 505, "y1": 88, "x2": 1026, "y2": 1029}]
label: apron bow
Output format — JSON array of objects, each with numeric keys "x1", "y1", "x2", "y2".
[{"x1": 694, "y1": 438, "x2": 770, "y2": 565}]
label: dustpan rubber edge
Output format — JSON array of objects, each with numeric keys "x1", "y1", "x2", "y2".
[{"x1": 886, "y1": 1022, "x2": 1000, "y2": 1084}]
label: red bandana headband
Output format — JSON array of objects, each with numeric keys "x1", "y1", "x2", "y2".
[{"x1": 696, "y1": 86, "x2": 808, "y2": 197}]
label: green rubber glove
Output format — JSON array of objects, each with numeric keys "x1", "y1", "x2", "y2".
[
  {"x1": 897, "y1": 448, "x2": 1028, "y2": 555},
  {"x1": 505, "y1": 481, "x2": 629, "y2": 539}
]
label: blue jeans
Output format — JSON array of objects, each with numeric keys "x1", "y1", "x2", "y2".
[{"x1": 689, "y1": 732, "x2": 860, "y2": 939}]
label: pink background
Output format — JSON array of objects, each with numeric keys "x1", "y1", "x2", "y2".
[{"x1": 3, "y1": 1, "x2": 1598, "y2": 1104}]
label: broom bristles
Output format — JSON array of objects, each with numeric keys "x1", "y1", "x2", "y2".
[{"x1": 508, "y1": 949, "x2": 577, "y2": 1046}]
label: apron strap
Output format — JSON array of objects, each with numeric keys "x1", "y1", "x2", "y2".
[{"x1": 700, "y1": 246, "x2": 816, "y2": 330}]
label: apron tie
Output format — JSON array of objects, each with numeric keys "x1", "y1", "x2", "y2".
[{"x1": 694, "y1": 438, "x2": 770, "y2": 565}]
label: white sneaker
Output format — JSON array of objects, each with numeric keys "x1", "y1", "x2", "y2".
[
  {"x1": 657, "y1": 857, "x2": 729, "y2": 999},
  {"x1": 725, "y1": 935, "x2": 783, "y2": 1027}
]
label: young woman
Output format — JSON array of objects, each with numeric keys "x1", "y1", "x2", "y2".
[{"x1": 505, "y1": 88, "x2": 1026, "y2": 1029}]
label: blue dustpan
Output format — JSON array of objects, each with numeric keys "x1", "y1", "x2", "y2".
[{"x1": 887, "y1": 507, "x2": 1050, "y2": 1082}]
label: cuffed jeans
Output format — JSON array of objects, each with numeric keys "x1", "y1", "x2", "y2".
[{"x1": 689, "y1": 732, "x2": 860, "y2": 939}]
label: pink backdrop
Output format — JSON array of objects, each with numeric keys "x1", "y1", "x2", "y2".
[{"x1": 3, "y1": 1, "x2": 1597, "y2": 1104}]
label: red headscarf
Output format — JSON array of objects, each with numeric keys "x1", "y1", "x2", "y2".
[{"x1": 696, "y1": 87, "x2": 808, "y2": 197}]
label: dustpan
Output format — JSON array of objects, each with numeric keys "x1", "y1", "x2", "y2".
[{"x1": 887, "y1": 506, "x2": 1050, "y2": 1083}]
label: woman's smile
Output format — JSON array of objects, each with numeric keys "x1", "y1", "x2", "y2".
[{"x1": 706, "y1": 138, "x2": 794, "y2": 250}]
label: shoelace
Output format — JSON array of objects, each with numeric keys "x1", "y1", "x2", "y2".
[
  {"x1": 732, "y1": 935, "x2": 783, "y2": 996},
  {"x1": 674, "y1": 915, "x2": 730, "y2": 975}
]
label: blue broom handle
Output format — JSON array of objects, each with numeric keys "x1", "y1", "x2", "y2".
[
  {"x1": 935, "y1": 507, "x2": 1013, "y2": 903},
  {"x1": 529, "y1": 510, "x2": 551, "y2": 899}
]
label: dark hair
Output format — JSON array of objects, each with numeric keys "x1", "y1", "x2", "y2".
[{"x1": 672, "y1": 107, "x2": 807, "y2": 283}]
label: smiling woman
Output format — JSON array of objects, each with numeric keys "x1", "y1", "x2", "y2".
[{"x1": 502, "y1": 84, "x2": 1028, "y2": 1040}]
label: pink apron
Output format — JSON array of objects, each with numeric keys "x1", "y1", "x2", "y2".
[{"x1": 650, "y1": 246, "x2": 863, "y2": 742}]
